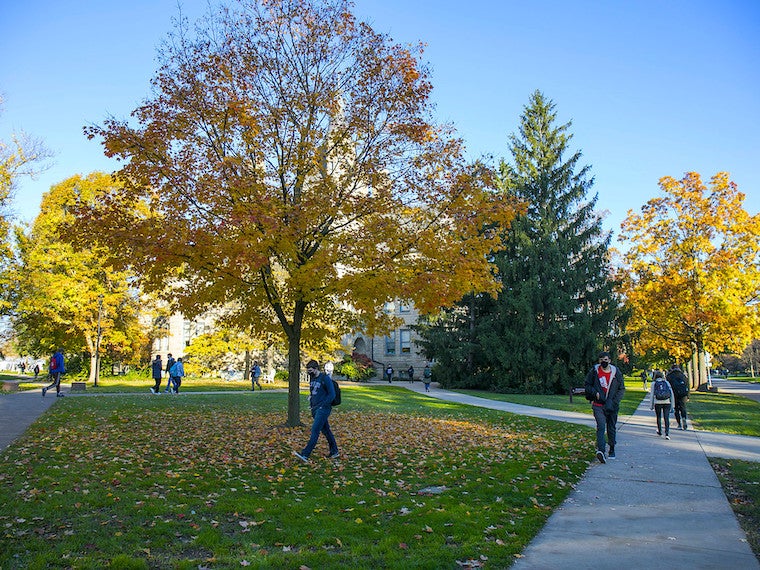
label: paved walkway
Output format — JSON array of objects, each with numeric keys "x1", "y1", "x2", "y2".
[
  {"x1": 393, "y1": 380, "x2": 760, "y2": 569},
  {"x1": 2, "y1": 379, "x2": 759, "y2": 568}
]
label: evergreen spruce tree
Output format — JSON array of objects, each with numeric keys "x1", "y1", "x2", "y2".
[
  {"x1": 483, "y1": 90, "x2": 617, "y2": 393},
  {"x1": 417, "y1": 91, "x2": 620, "y2": 392}
]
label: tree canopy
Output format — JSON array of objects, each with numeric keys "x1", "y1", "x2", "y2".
[
  {"x1": 11, "y1": 173, "x2": 146, "y2": 378},
  {"x1": 618, "y1": 171, "x2": 760, "y2": 382},
  {"x1": 75, "y1": 0, "x2": 518, "y2": 424}
]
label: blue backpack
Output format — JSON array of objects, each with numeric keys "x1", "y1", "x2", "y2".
[{"x1": 653, "y1": 379, "x2": 670, "y2": 400}]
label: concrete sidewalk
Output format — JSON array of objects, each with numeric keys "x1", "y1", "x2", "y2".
[{"x1": 396, "y1": 381, "x2": 760, "y2": 569}]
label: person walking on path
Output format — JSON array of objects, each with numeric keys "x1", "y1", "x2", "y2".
[
  {"x1": 293, "y1": 360, "x2": 339, "y2": 462},
  {"x1": 251, "y1": 360, "x2": 263, "y2": 391},
  {"x1": 667, "y1": 364, "x2": 690, "y2": 430},
  {"x1": 42, "y1": 349, "x2": 66, "y2": 398},
  {"x1": 163, "y1": 353, "x2": 176, "y2": 393},
  {"x1": 407, "y1": 365, "x2": 415, "y2": 383},
  {"x1": 169, "y1": 357, "x2": 185, "y2": 393},
  {"x1": 584, "y1": 351, "x2": 625, "y2": 463},
  {"x1": 423, "y1": 364, "x2": 432, "y2": 392},
  {"x1": 150, "y1": 355, "x2": 162, "y2": 394},
  {"x1": 650, "y1": 370, "x2": 674, "y2": 439},
  {"x1": 385, "y1": 364, "x2": 393, "y2": 383},
  {"x1": 33, "y1": 363, "x2": 40, "y2": 380}
]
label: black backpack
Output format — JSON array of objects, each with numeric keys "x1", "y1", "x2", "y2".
[
  {"x1": 653, "y1": 379, "x2": 670, "y2": 400},
  {"x1": 331, "y1": 379, "x2": 341, "y2": 406},
  {"x1": 669, "y1": 374, "x2": 689, "y2": 398}
]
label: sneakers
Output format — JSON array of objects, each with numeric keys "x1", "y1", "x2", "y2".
[
  {"x1": 657, "y1": 431, "x2": 662, "y2": 436},
  {"x1": 293, "y1": 451, "x2": 309, "y2": 463},
  {"x1": 42, "y1": 387, "x2": 47, "y2": 397},
  {"x1": 608, "y1": 448, "x2": 616, "y2": 459},
  {"x1": 665, "y1": 435, "x2": 670, "y2": 440},
  {"x1": 682, "y1": 424, "x2": 688, "y2": 431},
  {"x1": 56, "y1": 393, "x2": 65, "y2": 397},
  {"x1": 596, "y1": 450, "x2": 606, "y2": 464},
  {"x1": 150, "y1": 387, "x2": 156, "y2": 394},
  {"x1": 328, "y1": 451, "x2": 340, "y2": 459}
]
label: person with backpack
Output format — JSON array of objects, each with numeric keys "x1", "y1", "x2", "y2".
[
  {"x1": 42, "y1": 349, "x2": 66, "y2": 397},
  {"x1": 163, "y1": 353, "x2": 176, "y2": 393},
  {"x1": 584, "y1": 351, "x2": 626, "y2": 463},
  {"x1": 293, "y1": 360, "x2": 339, "y2": 462},
  {"x1": 251, "y1": 360, "x2": 263, "y2": 391},
  {"x1": 150, "y1": 354, "x2": 163, "y2": 394},
  {"x1": 667, "y1": 364, "x2": 690, "y2": 430},
  {"x1": 169, "y1": 357, "x2": 185, "y2": 393},
  {"x1": 650, "y1": 370, "x2": 674, "y2": 439}
]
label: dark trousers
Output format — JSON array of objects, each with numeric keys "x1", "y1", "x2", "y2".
[
  {"x1": 44, "y1": 372, "x2": 62, "y2": 394},
  {"x1": 301, "y1": 407, "x2": 338, "y2": 458},
  {"x1": 592, "y1": 405, "x2": 618, "y2": 452},
  {"x1": 674, "y1": 396, "x2": 688, "y2": 427},
  {"x1": 152, "y1": 376, "x2": 162, "y2": 391},
  {"x1": 654, "y1": 404, "x2": 670, "y2": 435}
]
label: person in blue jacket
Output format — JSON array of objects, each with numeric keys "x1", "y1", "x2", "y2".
[
  {"x1": 42, "y1": 349, "x2": 66, "y2": 397},
  {"x1": 169, "y1": 357, "x2": 185, "y2": 393},
  {"x1": 293, "y1": 360, "x2": 339, "y2": 462}
]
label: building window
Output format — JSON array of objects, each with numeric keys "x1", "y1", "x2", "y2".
[
  {"x1": 400, "y1": 329, "x2": 411, "y2": 353},
  {"x1": 385, "y1": 332, "x2": 396, "y2": 355},
  {"x1": 399, "y1": 302, "x2": 410, "y2": 313},
  {"x1": 384, "y1": 301, "x2": 395, "y2": 313}
]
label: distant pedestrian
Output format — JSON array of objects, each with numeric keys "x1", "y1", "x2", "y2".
[
  {"x1": 293, "y1": 360, "x2": 339, "y2": 462},
  {"x1": 150, "y1": 355, "x2": 163, "y2": 394},
  {"x1": 42, "y1": 350, "x2": 66, "y2": 398},
  {"x1": 407, "y1": 365, "x2": 414, "y2": 383},
  {"x1": 164, "y1": 353, "x2": 176, "y2": 393},
  {"x1": 252, "y1": 360, "x2": 262, "y2": 391},
  {"x1": 423, "y1": 364, "x2": 431, "y2": 392},
  {"x1": 650, "y1": 370, "x2": 674, "y2": 439},
  {"x1": 667, "y1": 364, "x2": 690, "y2": 430},
  {"x1": 640, "y1": 370, "x2": 648, "y2": 390},
  {"x1": 169, "y1": 357, "x2": 185, "y2": 393},
  {"x1": 385, "y1": 364, "x2": 393, "y2": 383},
  {"x1": 324, "y1": 361, "x2": 334, "y2": 379},
  {"x1": 33, "y1": 364, "x2": 40, "y2": 379},
  {"x1": 584, "y1": 351, "x2": 626, "y2": 463}
]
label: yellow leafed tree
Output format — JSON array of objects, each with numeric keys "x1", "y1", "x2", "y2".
[
  {"x1": 72, "y1": 0, "x2": 519, "y2": 425},
  {"x1": 618, "y1": 171, "x2": 760, "y2": 385}
]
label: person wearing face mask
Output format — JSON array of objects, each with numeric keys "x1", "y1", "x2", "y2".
[
  {"x1": 293, "y1": 360, "x2": 339, "y2": 462},
  {"x1": 584, "y1": 351, "x2": 626, "y2": 463}
]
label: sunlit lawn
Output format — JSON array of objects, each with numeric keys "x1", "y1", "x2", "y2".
[
  {"x1": 688, "y1": 391, "x2": 760, "y2": 437},
  {"x1": 4, "y1": 372, "x2": 290, "y2": 394},
  {"x1": 0, "y1": 386, "x2": 593, "y2": 569},
  {"x1": 452, "y1": 385, "x2": 649, "y2": 416}
]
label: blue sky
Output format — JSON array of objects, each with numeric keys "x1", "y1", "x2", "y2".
[{"x1": 1, "y1": 0, "x2": 758, "y2": 241}]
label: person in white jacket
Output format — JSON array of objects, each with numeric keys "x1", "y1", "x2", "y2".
[{"x1": 650, "y1": 370, "x2": 674, "y2": 439}]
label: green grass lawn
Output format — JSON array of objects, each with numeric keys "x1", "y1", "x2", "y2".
[
  {"x1": 710, "y1": 458, "x2": 760, "y2": 564},
  {"x1": 0, "y1": 386, "x2": 593, "y2": 569},
  {"x1": 452, "y1": 385, "x2": 649, "y2": 417},
  {"x1": 2, "y1": 372, "x2": 290, "y2": 394},
  {"x1": 688, "y1": 391, "x2": 760, "y2": 437}
]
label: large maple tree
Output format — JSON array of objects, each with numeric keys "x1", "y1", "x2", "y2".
[
  {"x1": 618, "y1": 171, "x2": 760, "y2": 385},
  {"x1": 75, "y1": 0, "x2": 517, "y2": 425}
]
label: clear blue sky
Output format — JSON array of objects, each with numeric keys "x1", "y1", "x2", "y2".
[{"x1": 1, "y1": 0, "x2": 758, "y2": 240}]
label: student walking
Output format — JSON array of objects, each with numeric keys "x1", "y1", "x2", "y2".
[
  {"x1": 584, "y1": 351, "x2": 626, "y2": 463},
  {"x1": 407, "y1": 365, "x2": 415, "y2": 383},
  {"x1": 650, "y1": 370, "x2": 674, "y2": 439},
  {"x1": 150, "y1": 355, "x2": 163, "y2": 394},
  {"x1": 293, "y1": 360, "x2": 339, "y2": 462},
  {"x1": 667, "y1": 364, "x2": 690, "y2": 430},
  {"x1": 163, "y1": 353, "x2": 176, "y2": 393},
  {"x1": 252, "y1": 360, "x2": 262, "y2": 391},
  {"x1": 385, "y1": 365, "x2": 393, "y2": 383},
  {"x1": 169, "y1": 358, "x2": 185, "y2": 393},
  {"x1": 42, "y1": 350, "x2": 66, "y2": 398},
  {"x1": 423, "y1": 364, "x2": 432, "y2": 392}
]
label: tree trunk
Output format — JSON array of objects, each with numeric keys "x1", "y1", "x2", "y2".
[
  {"x1": 287, "y1": 333, "x2": 302, "y2": 426},
  {"x1": 244, "y1": 349, "x2": 251, "y2": 382}
]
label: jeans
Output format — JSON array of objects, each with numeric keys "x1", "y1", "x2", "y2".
[
  {"x1": 654, "y1": 404, "x2": 670, "y2": 435},
  {"x1": 592, "y1": 405, "x2": 618, "y2": 452},
  {"x1": 301, "y1": 406, "x2": 338, "y2": 458}
]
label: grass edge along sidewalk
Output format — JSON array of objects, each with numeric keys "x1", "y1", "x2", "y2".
[{"x1": 1, "y1": 387, "x2": 593, "y2": 569}]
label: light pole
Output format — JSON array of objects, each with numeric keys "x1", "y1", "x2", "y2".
[{"x1": 95, "y1": 294, "x2": 104, "y2": 387}]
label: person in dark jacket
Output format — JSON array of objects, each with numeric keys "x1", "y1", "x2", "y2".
[
  {"x1": 293, "y1": 360, "x2": 339, "y2": 462},
  {"x1": 164, "y1": 353, "x2": 176, "y2": 393},
  {"x1": 666, "y1": 364, "x2": 690, "y2": 430},
  {"x1": 150, "y1": 355, "x2": 163, "y2": 394},
  {"x1": 584, "y1": 351, "x2": 626, "y2": 463}
]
